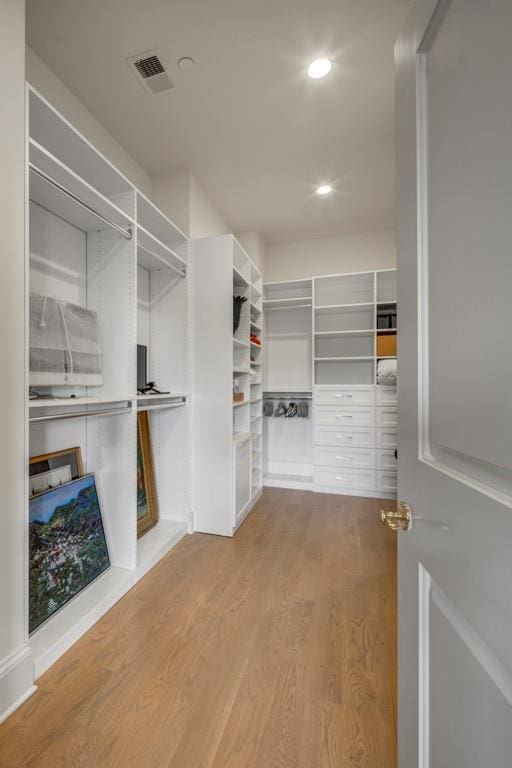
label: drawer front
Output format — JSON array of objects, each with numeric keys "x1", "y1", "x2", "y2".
[
  {"x1": 314, "y1": 446, "x2": 376, "y2": 470},
  {"x1": 377, "y1": 470, "x2": 397, "y2": 492},
  {"x1": 376, "y1": 407, "x2": 398, "y2": 428},
  {"x1": 376, "y1": 386, "x2": 397, "y2": 405},
  {"x1": 377, "y1": 449, "x2": 397, "y2": 470},
  {"x1": 315, "y1": 406, "x2": 375, "y2": 428},
  {"x1": 314, "y1": 427, "x2": 375, "y2": 448},
  {"x1": 315, "y1": 387, "x2": 375, "y2": 406},
  {"x1": 376, "y1": 429, "x2": 398, "y2": 449},
  {"x1": 314, "y1": 467, "x2": 376, "y2": 491}
]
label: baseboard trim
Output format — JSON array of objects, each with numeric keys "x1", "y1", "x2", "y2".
[{"x1": 0, "y1": 645, "x2": 36, "y2": 724}]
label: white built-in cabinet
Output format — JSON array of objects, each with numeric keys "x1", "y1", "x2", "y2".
[
  {"x1": 263, "y1": 270, "x2": 397, "y2": 499},
  {"x1": 26, "y1": 85, "x2": 190, "y2": 677},
  {"x1": 189, "y1": 235, "x2": 263, "y2": 536}
]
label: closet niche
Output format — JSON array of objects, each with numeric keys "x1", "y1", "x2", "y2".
[
  {"x1": 26, "y1": 85, "x2": 190, "y2": 679},
  {"x1": 262, "y1": 269, "x2": 398, "y2": 499}
]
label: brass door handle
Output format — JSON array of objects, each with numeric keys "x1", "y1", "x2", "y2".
[{"x1": 380, "y1": 501, "x2": 412, "y2": 532}]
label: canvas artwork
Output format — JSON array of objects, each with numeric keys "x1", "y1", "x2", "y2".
[
  {"x1": 137, "y1": 411, "x2": 159, "y2": 537},
  {"x1": 29, "y1": 474, "x2": 110, "y2": 633}
]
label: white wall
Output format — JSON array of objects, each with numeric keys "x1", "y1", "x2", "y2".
[
  {"x1": 264, "y1": 229, "x2": 396, "y2": 281},
  {"x1": 0, "y1": 0, "x2": 36, "y2": 722},
  {"x1": 189, "y1": 176, "x2": 230, "y2": 239},
  {"x1": 153, "y1": 171, "x2": 231, "y2": 240},
  {"x1": 236, "y1": 232, "x2": 265, "y2": 274},
  {"x1": 26, "y1": 48, "x2": 152, "y2": 198}
]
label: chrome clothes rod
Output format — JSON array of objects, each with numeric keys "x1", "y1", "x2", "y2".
[
  {"x1": 264, "y1": 304, "x2": 312, "y2": 311},
  {"x1": 30, "y1": 405, "x2": 133, "y2": 423},
  {"x1": 137, "y1": 242, "x2": 186, "y2": 278},
  {"x1": 29, "y1": 164, "x2": 133, "y2": 241},
  {"x1": 263, "y1": 394, "x2": 313, "y2": 400},
  {"x1": 137, "y1": 401, "x2": 186, "y2": 412}
]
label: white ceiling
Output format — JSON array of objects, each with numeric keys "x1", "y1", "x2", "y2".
[{"x1": 26, "y1": 0, "x2": 407, "y2": 245}]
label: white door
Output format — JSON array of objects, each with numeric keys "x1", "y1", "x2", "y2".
[{"x1": 395, "y1": 1, "x2": 512, "y2": 765}]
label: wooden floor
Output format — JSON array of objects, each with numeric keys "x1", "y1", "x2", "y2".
[{"x1": 0, "y1": 489, "x2": 397, "y2": 768}]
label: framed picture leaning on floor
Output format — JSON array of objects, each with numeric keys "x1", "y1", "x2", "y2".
[
  {"x1": 137, "y1": 410, "x2": 159, "y2": 538},
  {"x1": 29, "y1": 474, "x2": 110, "y2": 633},
  {"x1": 29, "y1": 446, "x2": 84, "y2": 497}
]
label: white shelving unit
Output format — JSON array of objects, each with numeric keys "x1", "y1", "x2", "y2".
[
  {"x1": 189, "y1": 235, "x2": 263, "y2": 536},
  {"x1": 262, "y1": 270, "x2": 397, "y2": 499},
  {"x1": 26, "y1": 85, "x2": 190, "y2": 678}
]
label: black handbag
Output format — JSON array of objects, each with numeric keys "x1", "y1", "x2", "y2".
[{"x1": 233, "y1": 295, "x2": 248, "y2": 333}]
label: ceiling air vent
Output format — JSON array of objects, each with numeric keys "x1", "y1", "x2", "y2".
[{"x1": 126, "y1": 50, "x2": 174, "y2": 95}]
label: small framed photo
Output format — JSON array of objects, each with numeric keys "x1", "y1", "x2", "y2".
[
  {"x1": 29, "y1": 447, "x2": 84, "y2": 498},
  {"x1": 137, "y1": 411, "x2": 159, "y2": 538}
]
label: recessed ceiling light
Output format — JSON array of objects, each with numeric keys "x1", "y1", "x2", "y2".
[
  {"x1": 307, "y1": 58, "x2": 332, "y2": 79},
  {"x1": 178, "y1": 56, "x2": 196, "y2": 71},
  {"x1": 316, "y1": 184, "x2": 332, "y2": 195}
]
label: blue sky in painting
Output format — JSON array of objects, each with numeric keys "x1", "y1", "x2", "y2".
[{"x1": 29, "y1": 474, "x2": 96, "y2": 524}]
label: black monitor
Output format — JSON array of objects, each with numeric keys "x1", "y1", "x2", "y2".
[{"x1": 137, "y1": 345, "x2": 147, "y2": 390}]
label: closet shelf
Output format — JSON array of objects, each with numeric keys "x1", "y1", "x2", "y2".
[
  {"x1": 29, "y1": 140, "x2": 134, "y2": 238},
  {"x1": 233, "y1": 338, "x2": 249, "y2": 347},
  {"x1": 250, "y1": 361, "x2": 263, "y2": 367},
  {"x1": 314, "y1": 356, "x2": 375, "y2": 362},
  {"x1": 250, "y1": 320, "x2": 262, "y2": 332},
  {"x1": 233, "y1": 367, "x2": 251, "y2": 374},
  {"x1": 250, "y1": 341, "x2": 262, "y2": 349},
  {"x1": 29, "y1": 394, "x2": 134, "y2": 409},
  {"x1": 315, "y1": 302, "x2": 375, "y2": 311},
  {"x1": 233, "y1": 265, "x2": 250, "y2": 288},
  {"x1": 136, "y1": 192, "x2": 187, "y2": 248},
  {"x1": 314, "y1": 329, "x2": 374, "y2": 336},
  {"x1": 263, "y1": 296, "x2": 312, "y2": 309},
  {"x1": 233, "y1": 400, "x2": 250, "y2": 408},
  {"x1": 137, "y1": 226, "x2": 187, "y2": 276}
]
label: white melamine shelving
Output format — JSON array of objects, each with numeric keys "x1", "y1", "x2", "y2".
[
  {"x1": 25, "y1": 85, "x2": 190, "y2": 681},
  {"x1": 263, "y1": 270, "x2": 397, "y2": 499},
  {"x1": 190, "y1": 235, "x2": 262, "y2": 536}
]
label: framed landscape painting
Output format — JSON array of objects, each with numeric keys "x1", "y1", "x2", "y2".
[
  {"x1": 29, "y1": 474, "x2": 110, "y2": 633},
  {"x1": 29, "y1": 446, "x2": 83, "y2": 497},
  {"x1": 137, "y1": 411, "x2": 159, "y2": 537}
]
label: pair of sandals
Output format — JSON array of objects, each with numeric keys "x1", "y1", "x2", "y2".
[{"x1": 265, "y1": 400, "x2": 308, "y2": 418}]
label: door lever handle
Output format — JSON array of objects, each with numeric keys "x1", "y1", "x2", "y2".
[{"x1": 380, "y1": 501, "x2": 412, "y2": 532}]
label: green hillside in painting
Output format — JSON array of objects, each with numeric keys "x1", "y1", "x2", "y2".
[{"x1": 29, "y1": 476, "x2": 110, "y2": 633}]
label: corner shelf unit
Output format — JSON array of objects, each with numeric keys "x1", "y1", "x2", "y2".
[
  {"x1": 189, "y1": 235, "x2": 263, "y2": 536},
  {"x1": 25, "y1": 85, "x2": 190, "y2": 678},
  {"x1": 262, "y1": 270, "x2": 397, "y2": 499}
]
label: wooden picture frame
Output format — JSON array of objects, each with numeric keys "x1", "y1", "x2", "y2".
[
  {"x1": 29, "y1": 446, "x2": 84, "y2": 498},
  {"x1": 137, "y1": 411, "x2": 159, "y2": 537}
]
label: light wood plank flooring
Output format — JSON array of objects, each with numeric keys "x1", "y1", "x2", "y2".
[{"x1": 0, "y1": 489, "x2": 397, "y2": 767}]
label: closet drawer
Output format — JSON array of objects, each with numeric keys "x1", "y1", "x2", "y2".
[
  {"x1": 315, "y1": 386, "x2": 375, "y2": 406},
  {"x1": 377, "y1": 449, "x2": 397, "y2": 470},
  {"x1": 314, "y1": 467, "x2": 376, "y2": 491},
  {"x1": 376, "y1": 407, "x2": 398, "y2": 428},
  {"x1": 314, "y1": 446, "x2": 376, "y2": 470},
  {"x1": 377, "y1": 470, "x2": 397, "y2": 493},
  {"x1": 314, "y1": 426, "x2": 375, "y2": 448},
  {"x1": 315, "y1": 406, "x2": 375, "y2": 428},
  {"x1": 376, "y1": 386, "x2": 397, "y2": 406},
  {"x1": 376, "y1": 429, "x2": 398, "y2": 449}
]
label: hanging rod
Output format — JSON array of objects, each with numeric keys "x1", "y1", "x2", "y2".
[
  {"x1": 264, "y1": 394, "x2": 313, "y2": 400},
  {"x1": 264, "y1": 304, "x2": 312, "y2": 311},
  {"x1": 30, "y1": 405, "x2": 133, "y2": 423},
  {"x1": 137, "y1": 242, "x2": 186, "y2": 279},
  {"x1": 29, "y1": 164, "x2": 133, "y2": 241},
  {"x1": 137, "y1": 401, "x2": 186, "y2": 413}
]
